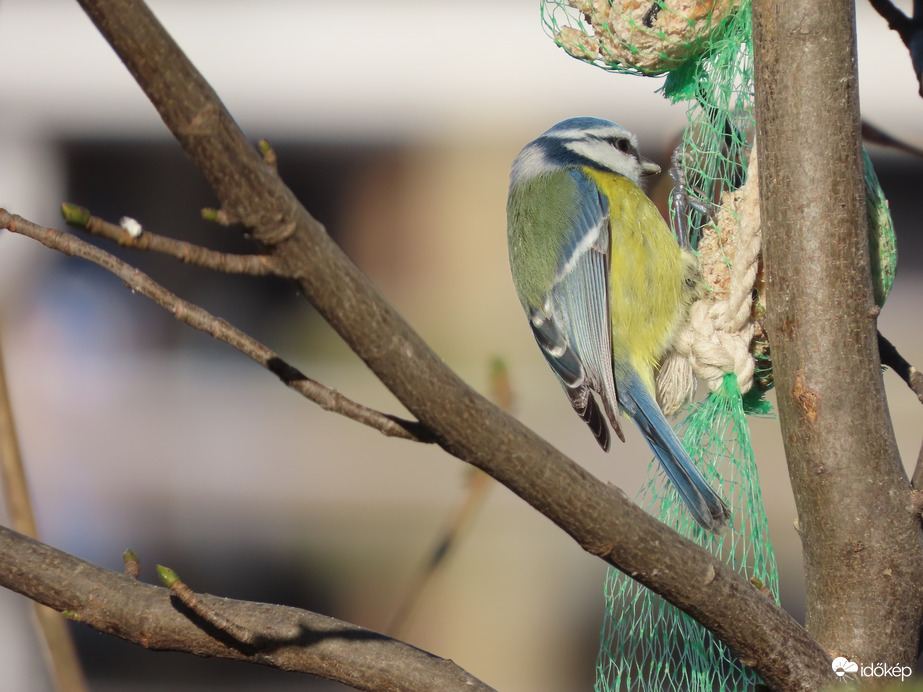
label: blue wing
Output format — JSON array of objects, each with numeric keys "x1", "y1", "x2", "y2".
[
  {"x1": 527, "y1": 169, "x2": 623, "y2": 450},
  {"x1": 523, "y1": 168, "x2": 729, "y2": 531}
]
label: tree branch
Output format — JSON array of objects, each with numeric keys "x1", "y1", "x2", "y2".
[
  {"x1": 0, "y1": 331, "x2": 88, "y2": 691},
  {"x1": 3, "y1": 203, "x2": 831, "y2": 688},
  {"x1": 30, "y1": 0, "x2": 841, "y2": 688},
  {"x1": 878, "y1": 331, "x2": 923, "y2": 405},
  {"x1": 0, "y1": 526, "x2": 494, "y2": 692},
  {"x1": 869, "y1": 0, "x2": 915, "y2": 43},
  {"x1": 0, "y1": 1, "x2": 863, "y2": 689},
  {"x1": 0, "y1": 209, "x2": 428, "y2": 443},
  {"x1": 868, "y1": 0, "x2": 923, "y2": 96},
  {"x1": 61, "y1": 203, "x2": 282, "y2": 276},
  {"x1": 753, "y1": 0, "x2": 923, "y2": 667}
]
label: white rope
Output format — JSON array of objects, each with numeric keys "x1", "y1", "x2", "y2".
[{"x1": 658, "y1": 148, "x2": 761, "y2": 416}]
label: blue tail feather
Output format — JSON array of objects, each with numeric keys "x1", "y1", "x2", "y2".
[{"x1": 619, "y1": 371, "x2": 729, "y2": 532}]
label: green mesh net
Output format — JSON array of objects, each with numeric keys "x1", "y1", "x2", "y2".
[
  {"x1": 539, "y1": 0, "x2": 897, "y2": 690},
  {"x1": 864, "y1": 147, "x2": 897, "y2": 308},
  {"x1": 597, "y1": 374, "x2": 777, "y2": 691},
  {"x1": 542, "y1": 0, "x2": 743, "y2": 77}
]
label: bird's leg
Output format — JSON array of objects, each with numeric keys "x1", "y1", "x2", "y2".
[{"x1": 669, "y1": 145, "x2": 714, "y2": 250}]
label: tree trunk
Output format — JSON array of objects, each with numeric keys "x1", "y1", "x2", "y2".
[{"x1": 753, "y1": 0, "x2": 923, "y2": 667}]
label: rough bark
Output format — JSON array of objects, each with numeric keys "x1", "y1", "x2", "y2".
[{"x1": 753, "y1": 0, "x2": 923, "y2": 667}]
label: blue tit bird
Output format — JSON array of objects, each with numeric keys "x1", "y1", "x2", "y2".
[{"x1": 506, "y1": 117, "x2": 730, "y2": 532}]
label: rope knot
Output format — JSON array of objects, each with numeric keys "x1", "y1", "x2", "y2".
[{"x1": 658, "y1": 148, "x2": 762, "y2": 416}]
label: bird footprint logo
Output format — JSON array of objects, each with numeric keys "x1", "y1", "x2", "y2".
[{"x1": 831, "y1": 656, "x2": 859, "y2": 677}]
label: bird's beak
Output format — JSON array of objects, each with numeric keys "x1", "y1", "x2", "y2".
[{"x1": 640, "y1": 156, "x2": 661, "y2": 176}]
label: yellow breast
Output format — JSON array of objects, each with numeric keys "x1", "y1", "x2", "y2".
[{"x1": 582, "y1": 169, "x2": 686, "y2": 391}]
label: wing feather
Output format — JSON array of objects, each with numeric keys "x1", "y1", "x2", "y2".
[{"x1": 526, "y1": 169, "x2": 623, "y2": 448}]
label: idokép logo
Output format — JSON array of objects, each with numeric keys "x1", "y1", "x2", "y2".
[
  {"x1": 831, "y1": 657, "x2": 858, "y2": 677},
  {"x1": 832, "y1": 656, "x2": 912, "y2": 682}
]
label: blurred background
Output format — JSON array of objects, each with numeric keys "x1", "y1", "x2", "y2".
[{"x1": 0, "y1": 1, "x2": 921, "y2": 690}]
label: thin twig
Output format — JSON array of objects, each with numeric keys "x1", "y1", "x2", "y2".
[
  {"x1": 388, "y1": 359, "x2": 512, "y2": 637},
  {"x1": 868, "y1": 0, "x2": 923, "y2": 96},
  {"x1": 878, "y1": 332, "x2": 923, "y2": 489},
  {"x1": 0, "y1": 209, "x2": 429, "y2": 443},
  {"x1": 0, "y1": 527, "x2": 495, "y2": 692},
  {"x1": 387, "y1": 470, "x2": 492, "y2": 638},
  {"x1": 0, "y1": 336, "x2": 39, "y2": 539},
  {"x1": 0, "y1": 324, "x2": 88, "y2": 692},
  {"x1": 868, "y1": 0, "x2": 914, "y2": 44},
  {"x1": 862, "y1": 121, "x2": 923, "y2": 160},
  {"x1": 61, "y1": 203, "x2": 282, "y2": 276},
  {"x1": 878, "y1": 331, "x2": 923, "y2": 404},
  {"x1": 157, "y1": 565, "x2": 297, "y2": 646}
]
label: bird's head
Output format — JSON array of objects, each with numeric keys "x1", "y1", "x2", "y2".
[{"x1": 510, "y1": 117, "x2": 661, "y2": 187}]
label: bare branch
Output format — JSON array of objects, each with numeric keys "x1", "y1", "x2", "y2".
[
  {"x1": 868, "y1": 0, "x2": 923, "y2": 96},
  {"x1": 877, "y1": 330, "x2": 923, "y2": 490},
  {"x1": 389, "y1": 470, "x2": 493, "y2": 638},
  {"x1": 862, "y1": 121, "x2": 923, "y2": 160},
  {"x1": 869, "y1": 0, "x2": 915, "y2": 43},
  {"x1": 0, "y1": 329, "x2": 88, "y2": 692},
  {"x1": 0, "y1": 333, "x2": 39, "y2": 540},
  {"x1": 0, "y1": 209, "x2": 428, "y2": 443},
  {"x1": 61, "y1": 203, "x2": 281, "y2": 276},
  {"x1": 0, "y1": 526, "x2": 494, "y2": 692},
  {"x1": 389, "y1": 361, "x2": 511, "y2": 636},
  {"x1": 157, "y1": 564, "x2": 282, "y2": 646},
  {"x1": 56, "y1": 0, "x2": 837, "y2": 687},
  {"x1": 879, "y1": 331, "x2": 923, "y2": 405}
]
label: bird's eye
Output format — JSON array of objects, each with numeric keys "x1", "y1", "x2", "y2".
[{"x1": 606, "y1": 137, "x2": 633, "y2": 154}]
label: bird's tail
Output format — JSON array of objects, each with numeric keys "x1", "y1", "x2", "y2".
[{"x1": 620, "y1": 372, "x2": 730, "y2": 532}]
